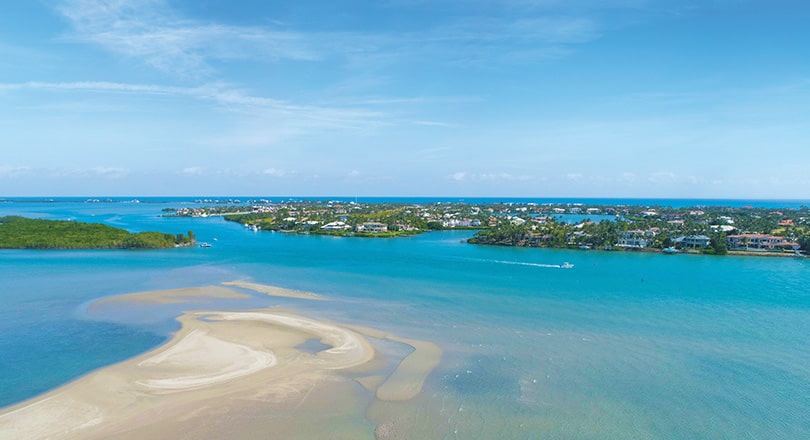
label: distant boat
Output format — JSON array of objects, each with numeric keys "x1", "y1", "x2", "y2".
[
  {"x1": 663, "y1": 247, "x2": 678, "y2": 254},
  {"x1": 578, "y1": 245, "x2": 592, "y2": 250},
  {"x1": 560, "y1": 262, "x2": 574, "y2": 269},
  {"x1": 199, "y1": 242, "x2": 212, "y2": 248}
]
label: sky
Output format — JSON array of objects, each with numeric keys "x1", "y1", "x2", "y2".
[{"x1": 1, "y1": 0, "x2": 809, "y2": 198}]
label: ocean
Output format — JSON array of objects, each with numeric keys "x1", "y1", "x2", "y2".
[{"x1": 1, "y1": 198, "x2": 809, "y2": 438}]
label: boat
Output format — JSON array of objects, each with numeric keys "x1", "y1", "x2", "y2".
[
  {"x1": 663, "y1": 247, "x2": 678, "y2": 254},
  {"x1": 199, "y1": 242, "x2": 212, "y2": 248},
  {"x1": 560, "y1": 262, "x2": 574, "y2": 269},
  {"x1": 578, "y1": 245, "x2": 592, "y2": 250}
]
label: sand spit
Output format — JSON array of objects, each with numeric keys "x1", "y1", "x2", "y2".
[
  {"x1": 348, "y1": 325, "x2": 443, "y2": 402},
  {"x1": 94, "y1": 285, "x2": 250, "y2": 305},
  {"x1": 222, "y1": 280, "x2": 328, "y2": 301},
  {"x1": 0, "y1": 282, "x2": 444, "y2": 439}
]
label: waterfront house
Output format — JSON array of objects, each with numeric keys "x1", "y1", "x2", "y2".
[
  {"x1": 443, "y1": 218, "x2": 480, "y2": 228},
  {"x1": 616, "y1": 230, "x2": 655, "y2": 248},
  {"x1": 727, "y1": 234, "x2": 800, "y2": 251},
  {"x1": 673, "y1": 235, "x2": 711, "y2": 249},
  {"x1": 321, "y1": 221, "x2": 351, "y2": 231},
  {"x1": 357, "y1": 222, "x2": 388, "y2": 233}
]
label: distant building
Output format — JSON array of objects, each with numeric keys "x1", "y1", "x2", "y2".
[
  {"x1": 357, "y1": 222, "x2": 388, "y2": 233},
  {"x1": 711, "y1": 225, "x2": 737, "y2": 233},
  {"x1": 509, "y1": 216, "x2": 527, "y2": 226},
  {"x1": 673, "y1": 235, "x2": 711, "y2": 249},
  {"x1": 443, "y1": 218, "x2": 480, "y2": 228},
  {"x1": 727, "y1": 234, "x2": 799, "y2": 251},
  {"x1": 616, "y1": 230, "x2": 655, "y2": 248},
  {"x1": 321, "y1": 221, "x2": 351, "y2": 231}
]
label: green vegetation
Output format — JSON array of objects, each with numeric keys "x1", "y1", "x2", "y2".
[
  {"x1": 164, "y1": 198, "x2": 810, "y2": 256},
  {"x1": 0, "y1": 216, "x2": 194, "y2": 250},
  {"x1": 214, "y1": 201, "x2": 487, "y2": 237},
  {"x1": 470, "y1": 204, "x2": 810, "y2": 256}
]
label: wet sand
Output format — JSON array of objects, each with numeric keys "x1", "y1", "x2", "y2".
[
  {"x1": 222, "y1": 280, "x2": 329, "y2": 300},
  {"x1": 0, "y1": 284, "x2": 442, "y2": 439}
]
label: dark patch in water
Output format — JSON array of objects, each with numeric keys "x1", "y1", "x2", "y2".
[
  {"x1": 295, "y1": 338, "x2": 332, "y2": 354},
  {"x1": 442, "y1": 356, "x2": 521, "y2": 397}
]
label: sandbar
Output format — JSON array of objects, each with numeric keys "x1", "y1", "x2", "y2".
[
  {"x1": 348, "y1": 325, "x2": 443, "y2": 401},
  {"x1": 93, "y1": 285, "x2": 250, "y2": 305},
  {"x1": 0, "y1": 285, "x2": 440, "y2": 439},
  {"x1": 222, "y1": 280, "x2": 328, "y2": 300}
]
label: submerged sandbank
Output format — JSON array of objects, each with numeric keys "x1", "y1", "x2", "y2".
[
  {"x1": 222, "y1": 280, "x2": 328, "y2": 300},
  {"x1": 0, "y1": 284, "x2": 441, "y2": 439},
  {"x1": 93, "y1": 285, "x2": 251, "y2": 305}
]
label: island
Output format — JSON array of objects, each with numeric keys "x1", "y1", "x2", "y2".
[
  {"x1": 162, "y1": 199, "x2": 809, "y2": 256},
  {"x1": 0, "y1": 216, "x2": 195, "y2": 249}
]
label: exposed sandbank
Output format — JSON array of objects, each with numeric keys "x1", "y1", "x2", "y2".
[
  {"x1": 348, "y1": 325, "x2": 443, "y2": 401},
  {"x1": 222, "y1": 280, "x2": 328, "y2": 300},
  {"x1": 93, "y1": 285, "x2": 250, "y2": 305},
  {"x1": 0, "y1": 285, "x2": 440, "y2": 439}
]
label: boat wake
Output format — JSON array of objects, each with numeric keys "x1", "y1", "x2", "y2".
[{"x1": 466, "y1": 258, "x2": 574, "y2": 269}]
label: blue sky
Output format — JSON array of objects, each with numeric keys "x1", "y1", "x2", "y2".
[{"x1": 1, "y1": 0, "x2": 809, "y2": 197}]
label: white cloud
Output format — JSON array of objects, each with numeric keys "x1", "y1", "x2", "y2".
[
  {"x1": 450, "y1": 172, "x2": 468, "y2": 181},
  {"x1": 647, "y1": 171, "x2": 702, "y2": 185},
  {"x1": 566, "y1": 173, "x2": 583, "y2": 181},
  {"x1": 89, "y1": 166, "x2": 129, "y2": 178},
  {"x1": 262, "y1": 168, "x2": 287, "y2": 177},
  {"x1": 180, "y1": 166, "x2": 206, "y2": 176},
  {"x1": 57, "y1": 0, "x2": 318, "y2": 76},
  {"x1": 0, "y1": 166, "x2": 129, "y2": 179},
  {"x1": 0, "y1": 80, "x2": 386, "y2": 135},
  {"x1": 449, "y1": 171, "x2": 533, "y2": 182},
  {"x1": 55, "y1": 0, "x2": 606, "y2": 77},
  {"x1": 409, "y1": 120, "x2": 456, "y2": 128},
  {"x1": 0, "y1": 166, "x2": 33, "y2": 178}
]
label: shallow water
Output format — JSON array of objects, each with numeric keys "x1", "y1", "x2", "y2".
[{"x1": 1, "y1": 199, "x2": 809, "y2": 438}]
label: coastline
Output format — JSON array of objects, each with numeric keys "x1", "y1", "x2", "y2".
[{"x1": 0, "y1": 284, "x2": 442, "y2": 439}]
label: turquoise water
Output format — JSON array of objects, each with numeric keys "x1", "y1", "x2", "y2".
[{"x1": 1, "y1": 200, "x2": 809, "y2": 438}]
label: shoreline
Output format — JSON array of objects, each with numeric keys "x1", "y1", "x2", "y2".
[
  {"x1": 467, "y1": 241, "x2": 804, "y2": 258},
  {"x1": 0, "y1": 284, "x2": 442, "y2": 439}
]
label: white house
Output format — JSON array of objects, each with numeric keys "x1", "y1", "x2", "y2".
[
  {"x1": 617, "y1": 230, "x2": 655, "y2": 248},
  {"x1": 673, "y1": 235, "x2": 711, "y2": 248},
  {"x1": 357, "y1": 222, "x2": 388, "y2": 233},
  {"x1": 727, "y1": 234, "x2": 799, "y2": 251},
  {"x1": 321, "y1": 221, "x2": 351, "y2": 231}
]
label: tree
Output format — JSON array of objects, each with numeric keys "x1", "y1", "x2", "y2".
[{"x1": 710, "y1": 234, "x2": 728, "y2": 255}]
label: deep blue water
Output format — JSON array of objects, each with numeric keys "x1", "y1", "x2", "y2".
[{"x1": 1, "y1": 199, "x2": 809, "y2": 439}]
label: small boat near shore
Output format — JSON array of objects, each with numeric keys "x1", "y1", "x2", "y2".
[
  {"x1": 663, "y1": 247, "x2": 678, "y2": 254},
  {"x1": 560, "y1": 262, "x2": 574, "y2": 269},
  {"x1": 199, "y1": 242, "x2": 212, "y2": 248}
]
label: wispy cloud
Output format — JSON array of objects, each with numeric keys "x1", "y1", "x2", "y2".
[
  {"x1": 449, "y1": 171, "x2": 534, "y2": 182},
  {"x1": 0, "y1": 165, "x2": 129, "y2": 178},
  {"x1": 0, "y1": 80, "x2": 386, "y2": 133},
  {"x1": 0, "y1": 166, "x2": 33, "y2": 178},
  {"x1": 55, "y1": 0, "x2": 604, "y2": 77},
  {"x1": 57, "y1": 0, "x2": 318, "y2": 76}
]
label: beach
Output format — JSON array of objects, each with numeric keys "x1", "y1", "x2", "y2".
[{"x1": 0, "y1": 284, "x2": 441, "y2": 439}]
